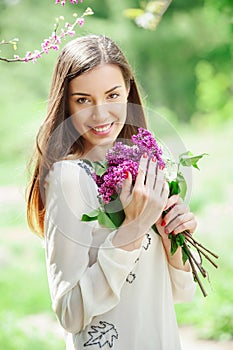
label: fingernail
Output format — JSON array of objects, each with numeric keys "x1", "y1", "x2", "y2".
[
  {"x1": 143, "y1": 152, "x2": 148, "y2": 158},
  {"x1": 124, "y1": 171, "x2": 129, "y2": 179},
  {"x1": 159, "y1": 164, "x2": 165, "y2": 170},
  {"x1": 161, "y1": 220, "x2": 166, "y2": 227},
  {"x1": 152, "y1": 156, "x2": 157, "y2": 162},
  {"x1": 165, "y1": 228, "x2": 169, "y2": 234}
]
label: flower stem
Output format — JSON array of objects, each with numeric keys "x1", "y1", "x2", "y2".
[
  {"x1": 184, "y1": 230, "x2": 219, "y2": 259},
  {"x1": 183, "y1": 243, "x2": 208, "y2": 278},
  {"x1": 188, "y1": 252, "x2": 208, "y2": 297},
  {"x1": 184, "y1": 232, "x2": 219, "y2": 269}
]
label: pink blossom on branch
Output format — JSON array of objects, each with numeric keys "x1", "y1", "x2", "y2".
[
  {"x1": 77, "y1": 17, "x2": 84, "y2": 26},
  {"x1": 56, "y1": 0, "x2": 83, "y2": 5},
  {"x1": 0, "y1": 4, "x2": 93, "y2": 63}
]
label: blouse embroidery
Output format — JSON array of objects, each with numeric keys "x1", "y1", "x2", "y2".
[
  {"x1": 84, "y1": 321, "x2": 118, "y2": 348},
  {"x1": 73, "y1": 159, "x2": 95, "y2": 179},
  {"x1": 126, "y1": 272, "x2": 136, "y2": 284},
  {"x1": 142, "y1": 233, "x2": 152, "y2": 251}
]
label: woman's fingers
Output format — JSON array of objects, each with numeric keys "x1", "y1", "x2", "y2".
[
  {"x1": 145, "y1": 156, "x2": 167, "y2": 197},
  {"x1": 172, "y1": 218, "x2": 197, "y2": 235},
  {"x1": 124, "y1": 153, "x2": 168, "y2": 207},
  {"x1": 161, "y1": 180, "x2": 170, "y2": 200},
  {"x1": 134, "y1": 153, "x2": 148, "y2": 189},
  {"x1": 164, "y1": 202, "x2": 189, "y2": 225},
  {"x1": 146, "y1": 156, "x2": 157, "y2": 190},
  {"x1": 120, "y1": 171, "x2": 132, "y2": 205},
  {"x1": 164, "y1": 212, "x2": 197, "y2": 235},
  {"x1": 121, "y1": 154, "x2": 171, "y2": 229},
  {"x1": 153, "y1": 165, "x2": 166, "y2": 196},
  {"x1": 164, "y1": 194, "x2": 181, "y2": 211},
  {"x1": 133, "y1": 154, "x2": 167, "y2": 196}
]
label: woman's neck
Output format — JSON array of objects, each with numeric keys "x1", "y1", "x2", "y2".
[{"x1": 81, "y1": 144, "x2": 113, "y2": 162}]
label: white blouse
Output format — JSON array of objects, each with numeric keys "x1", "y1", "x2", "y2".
[{"x1": 44, "y1": 160, "x2": 196, "y2": 350}]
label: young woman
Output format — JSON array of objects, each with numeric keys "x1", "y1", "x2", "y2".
[{"x1": 27, "y1": 35, "x2": 197, "y2": 349}]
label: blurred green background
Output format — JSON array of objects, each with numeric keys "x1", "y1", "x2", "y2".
[{"x1": 0, "y1": 0, "x2": 232, "y2": 348}]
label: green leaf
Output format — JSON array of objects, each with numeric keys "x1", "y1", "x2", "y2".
[
  {"x1": 91, "y1": 161, "x2": 108, "y2": 176},
  {"x1": 98, "y1": 211, "x2": 117, "y2": 229},
  {"x1": 82, "y1": 159, "x2": 107, "y2": 176},
  {"x1": 81, "y1": 209, "x2": 100, "y2": 222},
  {"x1": 182, "y1": 247, "x2": 190, "y2": 264},
  {"x1": 168, "y1": 181, "x2": 180, "y2": 196},
  {"x1": 179, "y1": 151, "x2": 208, "y2": 170},
  {"x1": 152, "y1": 223, "x2": 160, "y2": 235},
  {"x1": 104, "y1": 198, "x2": 125, "y2": 228},
  {"x1": 169, "y1": 233, "x2": 186, "y2": 256},
  {"x1": 176, "y1": 233, "x2": 186, "y2": 247},
  {"x1": 176, "y1": 172, "x2": 187, "y2": 199},
  {"x1": 169, "y1": 234, "x2": 178, "y2": 256},
  {"x1": 82, "y1": 205, "x2": 123, "y2": 229},
  {"x1": 182, "y1": 247, "x2": 190, "y2": 265},
  {"x1": 107, "y1": 210, "x2": 125, "y2": 228}
]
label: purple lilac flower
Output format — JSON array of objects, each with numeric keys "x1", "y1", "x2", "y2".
[
  {"x1": 98, "y1": 160, "x2": 139, "y2": 204},
  {"x1": 106, "y1": 142, "x2": 140, "y2": 166},
  {"x1": 94, "y1": 128, "x2": 165, "y2": 204},
  {"x1": 131, "y1": 127, "x2": 165, "y2": 168}
]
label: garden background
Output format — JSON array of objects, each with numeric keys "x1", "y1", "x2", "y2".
[{"x1": 0, "y1": 0, "x2": 232, "y2": 348}]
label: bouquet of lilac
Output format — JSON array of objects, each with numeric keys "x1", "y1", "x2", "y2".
[{"x1": 82, "y1": 128, "x2": 218, "y2": 296}]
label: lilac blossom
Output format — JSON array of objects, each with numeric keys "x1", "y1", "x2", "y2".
[
  {"x1": 132, "y1": 127, "x2": 165, "y2": 168},
  {"x1": 106, "y1": 142, "x2": 140, "y2": 166},
  {"x1": 94, "y1": 128, "x2": 165, "y2": 204},
  {"x1": 97, "y1": 160, "x2": 139, "y2": 204}
]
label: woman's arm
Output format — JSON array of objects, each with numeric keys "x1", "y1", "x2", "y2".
[{"x1": 44, "y1": 161, "x2": 142, "y2": 334}]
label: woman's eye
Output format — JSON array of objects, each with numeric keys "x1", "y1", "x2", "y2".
[
  {"x1": 76, "y1": 97, "x2": 89, "y2": 104},
  {"x1": 108, "y1": 93, "x2": 119, "y2": 100}
]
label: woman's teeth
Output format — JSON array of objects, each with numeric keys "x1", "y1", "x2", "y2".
[{"x1": 92, "y1": 124, "x2": 112, "y2": 132}]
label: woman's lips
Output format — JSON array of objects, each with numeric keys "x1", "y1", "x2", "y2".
[{"x1": 90, "y1": 123, "x2": 114, "y2": 135}]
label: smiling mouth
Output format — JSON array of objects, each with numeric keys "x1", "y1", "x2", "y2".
[{"x1": 91, "y1": 123, "x2": 113, "y2": 133}]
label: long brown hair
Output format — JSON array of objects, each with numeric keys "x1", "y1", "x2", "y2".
[{"x1": 26, "y1": 34, "x2": 147, "y2": 236}]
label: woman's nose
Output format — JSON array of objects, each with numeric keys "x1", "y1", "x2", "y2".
[{"x1": 91, "y1": 103, "x2": 108, "y2": 121}]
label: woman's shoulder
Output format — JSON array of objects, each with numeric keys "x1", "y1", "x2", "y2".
[
  {"x1": 44, "y1": 158, "x2": 94, "y2": 188},
  {"x1": 52, "y1": 158, "x2": 93, "y2": 175}
]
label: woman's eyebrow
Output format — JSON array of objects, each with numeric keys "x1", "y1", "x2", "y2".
[
  {"x1": 105, "y1": 85, "x2": 122, "y2": 94},
  {"x1": 71, "y1": 85, "x2": 122, "y2": 96},
  {"x1": 71, "y1": 92, "x2": 90, "y2": 96}
]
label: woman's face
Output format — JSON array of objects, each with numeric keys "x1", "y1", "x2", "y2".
[{"x1": 68, "y1": 64, "x2": 129, "y2": 155}]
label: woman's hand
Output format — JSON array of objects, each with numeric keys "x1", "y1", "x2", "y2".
[
  {"x1": 120, "y1": 153, "x2": 169, "y2": 232},
  {"x1": 156, "y1": 194, "x2": 197, "y2": 270},
  {"x1": 112, "y1": 154, "x2": 169, "y2": 251},
  {"x1": 157, "y1": 194, "x2": 197, "y2": 236}
]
